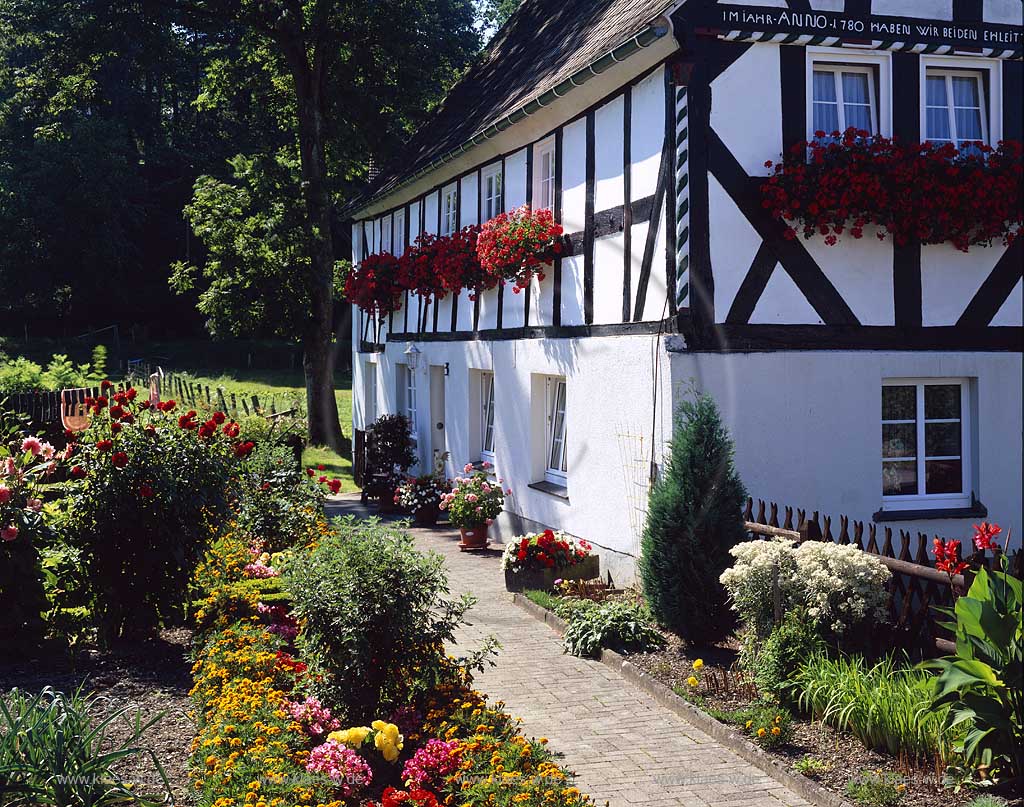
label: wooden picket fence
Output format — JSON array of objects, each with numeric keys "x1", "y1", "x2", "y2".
[
  {"x1": 742, "y1": 497, "x2": 1019, "y2": 655},
  {"x1": 158, "y1": 371, "x2": 297, "y2": 421}
]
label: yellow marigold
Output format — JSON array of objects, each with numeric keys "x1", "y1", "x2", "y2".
[
  {"x1": 771, "y1": 727, "x2": 781, "y2": 736},
  {"x1": 687, "y1": 676, "x2": 699, "y2": 688},
  {"x1": 757, "y1": 728, "x2": 766, "y2": 737},
  {"x1": 692, "y1": 659, "x2": 704, "y2": 670}
]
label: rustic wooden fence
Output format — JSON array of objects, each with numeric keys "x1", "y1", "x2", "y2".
[{"x1": 741, "y1": 497, "x2": 1019, "y2": 656}]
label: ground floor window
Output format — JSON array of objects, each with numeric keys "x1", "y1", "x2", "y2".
[
  {"x1": 882, "y1": 379, "x2": 971, "y2": 510},
  {"x1": 545, "y1": 376, "x2": 567, "y2": 486},
  {"x1": 397, "y1": 364, "x2": 417, "y2": 445},
  {"x1": 480, "y1": 371, "x2": 495, "y2": 465}
]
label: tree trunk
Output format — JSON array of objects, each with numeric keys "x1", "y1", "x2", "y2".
[{"x1": 280, "y1": 29, "x2": 344, "y2": 451}]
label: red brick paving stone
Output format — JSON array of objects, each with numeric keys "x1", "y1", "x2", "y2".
[{"x1": 327, "y1": 496, "x2": 813, "y2": 807}]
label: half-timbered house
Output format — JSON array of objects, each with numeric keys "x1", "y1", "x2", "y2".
[{"x1": 349, "y1": 0, "x2": 1023, "y2": 582}]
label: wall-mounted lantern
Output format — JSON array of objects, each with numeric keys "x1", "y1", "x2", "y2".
[{"x1": 403, "y1": 342, "x2": 422, "y2": 370}]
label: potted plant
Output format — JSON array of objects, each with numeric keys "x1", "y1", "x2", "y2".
[
  {"x1": 501, "y1": 529, "x2": 598, "y2": 591},
  {"x1": 394, "y1": 473, "x2": 448, "y2": 526},
  {"x1": 440, "y1": 463, "x2": 507, "y2": 550},
  {"x1": 477, "y1": 205, "x2": 565, "y2": 293},
  {"x1": 363, "y1": 414, "x2": 415, "y2": 512}
]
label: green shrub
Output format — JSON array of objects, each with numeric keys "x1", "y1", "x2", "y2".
[
  {"x1": 364, "y1": 413, "x2": 415, "y2": 498},
  {"x1": 796, "y1": 653, "x2": 958, "y2": 766},
  {"x1": 924, "y1": 560, "x2": 1023, "y2": 780},
  {"x1": 0, "y1": 686, "x2": 171, "y2": 806},
  {"x1": 716, "y1": 702, "x2": 795, "y2": 749},
  {"x1": 0, "y1": 356, "x2": 44, "y2": 391},
  {"x1": 845, "y1": 770, "x2": 906, "y2": 807},
  {"x1": 746, "y1": 608, "x2": 824, "y2": 700},
  {"x1": 639, "y1": 392, "x2": 746, "y2": 644},
  {"x1": 287, "y1": 517, "x2": 478, "y2": 722},
  {"x1": 556, "y1": 598, "x2": 666, "y2": 658}
]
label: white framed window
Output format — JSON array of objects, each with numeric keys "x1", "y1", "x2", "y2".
[
  {"x1": 806, "y1": 50, "x2": 890, "y2": 140},
  {"x1": 924, "y1": 68, "x2": 987, "y2": 146},
  {"x1": 394, "y1": 209, "x2": 406, "y2": 256},
  {"x1": 544, "y1": 376, "x2": 567, "y2": 485},
  {"x1": 811, "y1": 65, "x2": 877, "y2": 135},
  {"x1": 881, "y1": 379, "x2": 972, "y2": 510},
  {"x1": 397, "y1": 364, "x2": 418, "y2": 441},
  {"x1": 533, "y1": 137, "x2": 555, "y2": 212},
  {"x1": 480, "y1": 372, "x2": 496, "y2": 463},
  {"x1": 482, "y1": 164, "x2": 503, "y2": 222},
  {"x1": 441, "y1": 185, "x2": 458, "y2": 236},
  {"x1": 381, "y1": 214, "x2": 393, "y2": 254}
]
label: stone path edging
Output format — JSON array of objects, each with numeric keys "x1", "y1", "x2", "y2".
[{"x1": 510, "y1": 593, "x2": 855, "y2": 807}]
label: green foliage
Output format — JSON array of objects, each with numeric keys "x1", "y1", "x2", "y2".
[
  {"x1": 721, "y1": 703, "x2": 795, "y2": 750},
  {"x1": 523, "y1": 588, "x2": 561, "y2": 612},
  {"x1": 0, "y1": 351, "x2": 95, "y2": 391},
  {"x1": 39, "y1": 538, "x2": 93, "y2": 647},
  {"x1": 90, "y1": 345, "x2": 107, "y2": 380},
  {"x1": 796, "y1": 653, "x2": 958, "y2": 766},
  {"x1": 639, "y1": 392, "x2": 747, "y2": 644},
  {"x1": 0, "y1": 356, "x2": 44, "y2": 391},
  {"x1": 963, "y1": 796, "x2": 1009, "y2": 807},
  {"x1": 924, "y1": 563, "x2": 1023, "y2": 779},
  {"x1": 364, "y1": 413, "x2": 416, "y2": 496},
  {"x1": 555, "y1": 598, "x2": 666, "y2": 658},
  {"x1": 236, "y1": 442, "x2": 324, "y2": 553},
  {"x1": 0, "y1": 686, "x2": 171, "y2": 806},
  {"x1": 287, "y1": 517, "x2": 478, "y2": 722},
  {"x1": 745, "y1": 608, "x2": 825, "y2": 700},
  {"x1": 845, "y1": 770, "x2": 906, "y2": 807},
  {"x1": 793, "y1": 756, "x2": 831, "y2": 778}
]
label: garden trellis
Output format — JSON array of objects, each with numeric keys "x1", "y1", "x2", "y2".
[{"x1": 742, "y1": 496, "x2": 1020, "y2": 656}]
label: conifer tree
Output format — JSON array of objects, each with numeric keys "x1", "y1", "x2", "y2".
[{"x1": 640, "y1": 392, "x2": 747, "y2": 644}]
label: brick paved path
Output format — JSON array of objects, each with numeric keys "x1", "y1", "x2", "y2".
[{"x1": 328, "y1": 496, "x2": 811, "y2": 807}]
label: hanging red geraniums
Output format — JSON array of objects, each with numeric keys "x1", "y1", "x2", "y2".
[
  {"x1": 761, "y1": 129, "x2": 1023, "y2": 251},
  {"x1": 477, "y1": 205, "x2": 564, "y2": 292},
  {"x1": 344, "y1": 251, "x2": 404, "y2": 320},
  {"x1": 397, "y1": 233, "x2": 446, "y2": 300},
  {"x1": 434, "y1": 224, "x2": 497, "y2": 301}
]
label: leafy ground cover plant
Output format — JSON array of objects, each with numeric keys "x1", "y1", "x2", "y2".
[
  {"x1": 796, "y1": 653, "x2": 958, "y2": 768},
  {"x1": 0, "y1": 685, "x2": 171, "y2": 806},
  {"x1": 793, "y1": 756, "x2": 832, "y2": 778},
  {"x1": 844, "y1": 770, "x2": 906, "y2": 807},
  {"x1": 925, "y1": 523, "x2": 1023, "y2": 782},
  {"x1": 556, "y1": 598, "x2": 666, "y2": 658},
  {"x1": 709, "y1": 702, "x2": 795, "y2": 750}
]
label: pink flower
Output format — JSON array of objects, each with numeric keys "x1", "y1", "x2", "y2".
[
  {"x1": 1, "y1": 525, "x2": 18, "y2": 541},
  {"x1": 486, "y1": 518, "x2": 494, "y2": 526},
  {"x1": 305, "y1": 740, "x2": 373, "y2": 796},
  {"x1": 505, "y1": 488, "x2": 512, "y2": 495},
  {"x1": 40, "y1": 442, "x2": 55, "y2": 460},
  {"x1": 0, "y1": 486, "x2": 11, "y2": 504},
  {"x1": 481, "y1": 483, "x2": 491, "y2": 493},
  {"x1": 463, "y1": 463, "x2": 474, "y2": 473},
  {"x1": 466, "y1": 493, "x2": 478, "y2": 503},
  {"x1": 25, "y1": 498, "x2": 42, "y2": 512},
  {"x1": 476, "y1": 506, "x2": 483, "y2": 514},
  {"x1": 481, "y1": 461, "x2": 492, "y2": 468},
  {"x1": 401, "y1": 738, "x2": 462, "y2": 788},
  {"x1": 20, "y1": 437, "x2": 42, "y2": 456}
]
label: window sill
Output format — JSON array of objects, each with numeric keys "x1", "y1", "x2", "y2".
[
  {"x1": 873, "y1": 501, "x2": 987, "y2": 523},
  {"x1": 528, "y1": 480, "x2": 569, "y2": 501}
]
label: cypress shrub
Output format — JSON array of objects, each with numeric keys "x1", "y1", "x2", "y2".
[{"x1": 639, "y1": 392, "x2": 746, "y2": 644}]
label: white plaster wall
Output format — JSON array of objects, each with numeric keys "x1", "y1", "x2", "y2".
[
  {"x1": 593, "y1": 234, "x2": 627, "y2": 325},
  {"x1": 803, "y1": 227, "x2": 895, "y2": 326},
  {"x1": 635, "y1": 207, "x2": 670, "y2": 322},
  {"x1": 479, "y1": 286, "x2": 500, "y2": 330},
  {"x1": 595, "y1": 96, "x2": 625, "y2": 212},
  {"x1": 711, "y1": 44, "x2": 782, "y2": 177},
  {"x1": 562, "y1": 118, "x2": 587, "y2": 233},
  {"x1": 709, "y1": 174, "x2": 761, "y2": 321},
  {"x1": 562, "y1": 254, "x2": 586, "y2": 325},
  {"x1": 750, "y1": 265, "x2": 823, "y2": 324},
  {"x1": 505, "y1": 148, "x2": 528, "y2": 209},
  {"x1": 671, "y1": 350, "x2": 1023, "y2": 551},
  {"x1": 530, "y1": 271, "x2": 556, "y2": 327},
  {"x1": 873, "y1": 0, "x2": 952, "y2": 20},
  {"x1": 630, "y1": 67, "x2": 665, "y2": 201},
  {"x1": 922, "y1": 243, "x2": 1004, "y2": 326},
  {"x1": 985, "y1": 0, "x2": 1022, "y2": 25}
]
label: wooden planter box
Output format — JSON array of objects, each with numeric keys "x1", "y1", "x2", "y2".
[{"x1": 504, "y1": 554, "x2": 600, "y2": 592}]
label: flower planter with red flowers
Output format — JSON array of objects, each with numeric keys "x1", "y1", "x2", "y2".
[
  {"x1": 433, "y1": 225, "x2": 498, "y2": 302},
  {"x1": 762, "y1": 130, "x2": 1022, "y2": 252},
  {"x1": 501, "y1": 529, "x2": 598, "y2": 592},
  {"x1": 477, "y1": 205, "x2": 565, "y2": 293},
  {"x1": 343, "y1": 252, "x2": 405, "y2": 329}
]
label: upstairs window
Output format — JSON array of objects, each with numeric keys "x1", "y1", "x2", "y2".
[
  {"x1": 442, "y1": 186, "x2": 458, "y2": 236},
  {"x1": 544, "y1": 376, "x2": 567, "y2": 485},
  {"x1": 398, "y1": 364, "x2": 418, "y2": 442},
  {"x1": 925, "y1": 68, "x2": 987, "y2": 146},
  {"x1": 381, "y1": 214, "x2": 392, "y2": 254},
  {"x1": 482, "y1": 165, "x2": 503, "y2": 222},
  {"x1": 394, "y1": 209, "x2": 406, "y2": 256},
  {"x1": 811, "y1": 64, "x2": 877, "y2": 135},
  {"x1": 882, "y1": 379, "x2": 971, "y2": 510},
  {"x1": 534, "y1": 137, "x2": 555, "y2": 212},
  {"x1": 480, "y1": 372, "x2": 496, "y2": 463}
]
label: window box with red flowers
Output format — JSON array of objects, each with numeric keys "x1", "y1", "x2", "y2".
[
  {"x1": 477, "y1": 205, "x2": 565, "y2": 293},
  {"x1": 762, "y1": 130, "x2": 1022, "y2": 252},
  {"x1": 433, "y1": 224, "x2": 498, "y2": 302},
  {"x1": 344, "y1": 251, "x2": 405, "y2": 329},
  {"x1": 501, "y1": 529, "x2": 598, "y2": 592}
]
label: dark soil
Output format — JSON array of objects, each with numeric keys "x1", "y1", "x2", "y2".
[
  {"x1": 628, "y1": 633, "x2": 1022, "y2": 807},
  {"x1": 0, "y1": 628, "x2": 197, "y2": 806}
]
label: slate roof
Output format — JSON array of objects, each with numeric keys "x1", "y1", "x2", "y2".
[{"x1": 355, "y1": 0, "x2": 675, "y2": 212}]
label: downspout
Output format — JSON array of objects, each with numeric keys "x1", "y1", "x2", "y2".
[{"x1": 356, "y1": 17, "x2": 672, "y2": 215}]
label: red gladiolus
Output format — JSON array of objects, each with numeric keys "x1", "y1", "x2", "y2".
[
  {"x1": 212, "y1": 411, "x2": 226, "y2": 425},
  {"x1": 234, "y1": 441, "x2": 255, "y2": 457},
  {"x1": 111, "y1": 451, "x2": 129, "y2": 468},
  {"x1": 223, "y1": 422, "x2": 240, "y2": 438},
  {"x1": 198, "y1": 420, "x2": 217, "y2": 439},
  {"x1": 306, "y1": 468, "x2": 316, "y2": 477},
  {"x1": 317, "y1": 464, "x2": 326, "y2": 471},
  {"x1": 125, "y1": 387, "x2": 137, "y2": 401},
  {"x1": 96, "y1": 439, "x2": 113, "y2": 452},
  {"x1": 110, "y1": 422, "x2": 122, "y2": 434},
  {"x1": 178, "y1": 414, "x2": 197, "y2": 430},
  {"x1": 70, "y1": 465, "x2": 87, "y2": 479},
  {"x1": 327, "y1": 479, "x2": 342, "y2": 494},
  {"x1": 972, "y1": 521, "x2": 1002, "y2": 552},
  {"x1": 934, "y1": 538, "x2": 969, "y2": 576}
]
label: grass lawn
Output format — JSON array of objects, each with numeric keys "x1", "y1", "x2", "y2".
[{"x1": 178, "y1": 368, "x2": 356, "y2": 488}]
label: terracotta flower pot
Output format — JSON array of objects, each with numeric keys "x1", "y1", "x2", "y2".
[
  {"x1": 413, "y1": 504, "x2": 440, "y2": 526},
  {"x1": 458, "y1": 524, "x2": 489, "y2": 551}
]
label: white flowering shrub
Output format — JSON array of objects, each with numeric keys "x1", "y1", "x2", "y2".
[
  {"x1": 720, "y1": 539, "x2": 891, "y2": 639},
  {"x1": 719, "y1": 539, "x2": 802, "y2": 638},
  {"x1": 795, "y1": 541, "x2": 891, "y2": 636}
]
